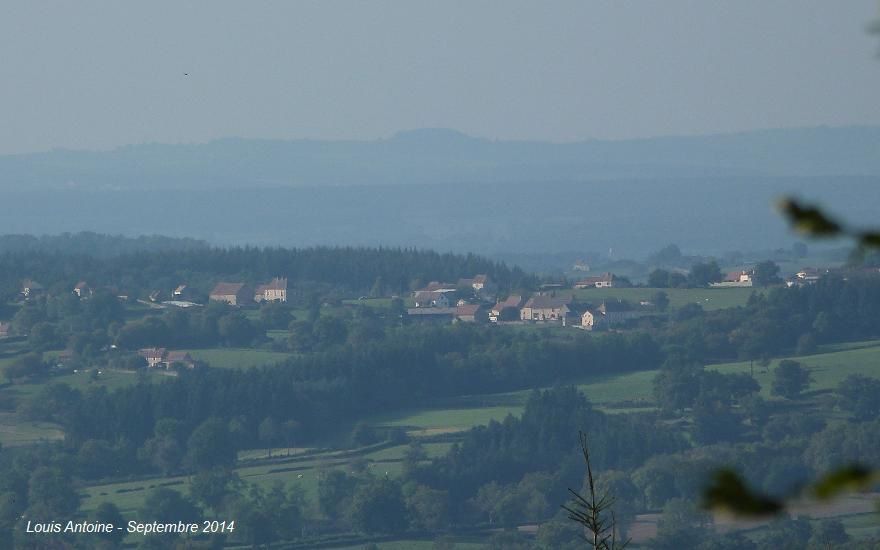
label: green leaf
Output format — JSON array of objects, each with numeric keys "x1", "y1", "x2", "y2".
[
  {"x1": 811, "y1": 465, "x2": 874, "y2": 500},
  {"x1": 702, "y1": 469, "x2": 783, "y2": 517},
  {"x1": 858, "y1": 232, "x2": 880, "y2": 249},
  {"x1": 777, "y1": 198, "x2": 843, "y2": 237}
]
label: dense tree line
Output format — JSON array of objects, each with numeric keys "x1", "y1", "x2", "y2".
[
  {"x1": 27, "y1": 327, "x2": 662, "y2": 462},
  {"x1": 0, "y1": 232, "x2": 209, "y2": 257},
  {"x1": 0, "y1": 244, "x2": 537, "y2": 303}
]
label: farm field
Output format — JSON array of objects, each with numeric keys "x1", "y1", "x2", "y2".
[
  {"x1": 369, "y1": 405, "x2": 523, "y2": 436},
  {"x1": 81, "y1": 441, "x2": 452, "y2": 516},
  {"x1": 184, "y1": 347, "x2": 293, "y2": 369},
  {"x1": 3, "y1": 367, "x2": 172, "y2": 401},
  {"x1": 709, "y1": 339, "x2": 880, "y2": 396},
  {"x1": 0, "y1": 412, "x2": 63, "y2": 446},
  {"x1": 368, "y1": 339, "x2": 880, "y2": 439},
  {"x1": 565, "y1": 286, "x2": 759, "y2": 311}
]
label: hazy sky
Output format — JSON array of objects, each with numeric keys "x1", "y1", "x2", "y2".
[{"x1": 2, "y1": 1, "x2": 879, "y2": 154}]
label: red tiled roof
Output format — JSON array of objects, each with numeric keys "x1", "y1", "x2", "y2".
[
  {"x1": 138, "y1": 347, "x2": 167, "y2": 360},
  {"x1": 166, "y1": 351, "x2": 193, "y2": 362},
  {"x1": 524, "y1": 295, "x2": 572, "y2": 309},
  {"x1": 211, "y1": 282, "x2": 246, "y2": 296},
  {"x1": 422, "y1": 281, "x2": 456, "y2": 292},
  {"x1": 262, "y1": 277, "x2": 287, "y2": 291}
]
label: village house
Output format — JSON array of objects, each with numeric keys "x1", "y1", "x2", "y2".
[
  {"x1": 21, "y1": 279, "x2": 43, "y2": 299},
  {"x1": 172, "y1": 284, "x2": 192, "y2": 300},
  {"x1": 138, "y1": 347, "x2": 167, "y2": 368},
  {"x1": 711, "y1": 270, "x2": 753, "y2": 288},
  {"x1": 164, "y1": 351, "x2": 197, "y2": 370},
  {"x1": 574, "y1": 272, "x2": 616, "y2": 289},
  {"x1": 413, "y1": 291, "x2": 451, "y2": 308},
  {"x1": 73, "y1": 281, "x2": 92, "y2": 298},
  {"x1": 455, "y1": 304, "x2": 487, "y2": 323},
  {"x1": 796, "y1": 268, "x2": 824, "y2": 282},
  {"x1": 418, "y1": 281, "x2": 458, "y2": 293},
  {"x1": 0, "y1": 322, "x2": 10, "y2": 339},
  {"x1": 138, "y1": 348, "x2": 198, "y2": 369},
  {"x1": 581, "y1": 300, "x2": 645, "y2": 331},
  {"x1": 786, "y1": 267, "x2": 828, "y2": 287},
  {"x1": 457, "y1": 274, "x2": 496, "y2": 297},
  {"x1": 520, "y1": 295, "x2": 572, "y2": 323},
  {"x1": 254, "y1": 277, "x2": 288, "y2": 303},
  {"x1": 489, "y1": 295, "x2": 523, "y2": 323},
  {"x1": 209, "y1": 282, "x2": 251, "y2": 306}
]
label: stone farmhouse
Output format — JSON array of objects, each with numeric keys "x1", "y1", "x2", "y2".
[
  {"x1": 489, "y1": 295, "x2": 523, "y2": 323},
  {"x1": 138, "y1": 348, "x2": 198, "y2": 369},
  {"x1": 574, "y1": 272, "x2": 616, "y2": 289},
  {"x1": 711, "y1": 270, "x2": 753, "y2": 288},
  {"x1": 73, "y1": 281, "x2": 92, "y2": 298},
  {"x1": 520, "y1": 295, "x2": 572, "y2": 323},
  {"x1": 209, "y1": 282, "x2": 251, "y2": 305},
  {"x1": 255, "y1": 277, "x2": 288, "y2": 303},
  {"x1": 581, "y1": 300, "x2": 646, "y2": 331},
  {"x1": 413, "y1": 291, "x2": 451, "y2": 308}
]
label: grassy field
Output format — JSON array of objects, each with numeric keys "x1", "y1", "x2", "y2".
[
  {"x1": 370, "y1": 405, "x2": 523, "y2": 436},
  {"x1": 4, "y1": 368, "x2": 172, "y2": 401},
  {"x1": 365, "y1": 339, "x2": 880, "y2": 438},
  {"x1": 710, "y1": 339, "x2": 880, "y2": 396},
  {"x1": 82, "y1": 441, "x2": 451, "y2": 516},
  {"x1": 184, "y1": 348, "x2": 293, "y2": 369},
  {"x1": 565, "y1": 286, "x2": 758, "y2": 311},
  {"x1": 0, "y1": 412, "x2": 63, "y2": 446}
]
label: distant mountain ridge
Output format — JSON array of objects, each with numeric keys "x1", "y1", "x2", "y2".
[{"x1": 2, "y1": 126, "x2": 880, "y2": 190}]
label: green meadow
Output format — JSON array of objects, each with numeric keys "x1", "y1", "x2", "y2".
[
  {"x1": 184, "y1": 348, "x2": 293, "y2": 369},
  {"x1": 566, "y1": 286, "x2": 758, "y2": 311}
]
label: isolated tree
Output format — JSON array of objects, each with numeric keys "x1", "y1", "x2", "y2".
[
  {"x1": 771, "y1": 360, "x2": 812, "y2": 399},
  {"x1": 667, "y1": 271, "x2": 688, "y2": 288},
  {"x1": 688, "y1": 261, "x2": 723, "y2": 287},
  {"x1": 648, "y1": 269, "x2": 671, "y2": 288},
  {"x1": 652, "y1": 291, "x2": 670, "y2": 312},
  {"x1": 751, "y1": 260, "x2": 782, "y2": 287}
]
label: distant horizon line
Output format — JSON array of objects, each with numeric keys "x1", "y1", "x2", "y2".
[{"x1": 7, "y1": 123, "x2": 880, "y2": 158}]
